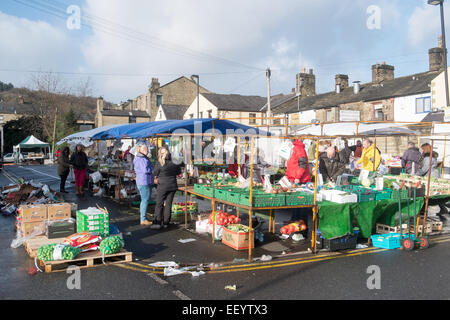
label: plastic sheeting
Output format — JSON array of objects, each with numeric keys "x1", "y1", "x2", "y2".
[
  {"x1": 92, "y1": 119, "x2": 270, "y2": 140},
  {"x1": 56, "y1": 124, "x2": 124, "y2": 146},
  {"x1": 293, "y1": 122, "x2": 419, "y2": 137}
]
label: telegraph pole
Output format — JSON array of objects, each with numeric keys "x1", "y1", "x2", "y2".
[{"x1": 266, "y1": 68, "x2": 271, "y2": 128}]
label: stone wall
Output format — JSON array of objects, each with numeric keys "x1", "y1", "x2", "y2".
[{"x1": 134, "y1": 77, "x2": 210, "y2": 121}]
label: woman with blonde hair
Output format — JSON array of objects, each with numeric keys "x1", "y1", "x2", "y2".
[
  {"x1": 133, "y1": 142, "x2": 154, "y2": 226},
  {"x1": 151, "y1": 147, "x2": 183, "y2": 230}
]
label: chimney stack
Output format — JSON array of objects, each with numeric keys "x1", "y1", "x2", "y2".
[
  {"x1": 429, "y1": 37, "x2": 446, "y2": 72},
  {"x1": 296, "y1": 68, "x2": 316, "y2": 96},
  {"x1": 372, "y1": 62, "x2": 394, "y2": 83},
  {"x1": 150, "y1": 78, "x2": 160, "y2": 91},
  {"x1": 97, "y1": 96, "x2": 104, "y2": 113},
  {"x1": 335, "y1": 74, "x2": 349, "y2": 92}
]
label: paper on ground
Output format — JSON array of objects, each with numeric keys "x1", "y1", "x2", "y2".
[
  {"x1": 178, "y1": 238, "x2": 197, "y2": 243},
  {"x1": 149, "y1": 261, "x2": 179, "y2": 268}
]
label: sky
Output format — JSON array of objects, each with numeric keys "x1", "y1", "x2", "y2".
[{"x1": 0, "y1": 0, "x2": 448, "y2": 104}]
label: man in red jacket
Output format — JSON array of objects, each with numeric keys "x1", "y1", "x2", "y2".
[{"x1": 286, "y1": 140, "x2": 311, "y2": 184}]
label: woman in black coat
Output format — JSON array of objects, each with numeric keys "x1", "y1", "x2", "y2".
[
  {"x1": 57, "y1": 147, "x2": 71, "y2": 193},
  {"x1": 151, "y1": 147, "x2": 183, "y2": 230}
]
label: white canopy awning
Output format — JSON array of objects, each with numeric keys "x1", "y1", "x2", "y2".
[
  {"x1": 293, "y1": 122, "x2": 420, "y2": 137},
  {"x1": 56, "y1": 124, "x2": 124, "y2": 147}
]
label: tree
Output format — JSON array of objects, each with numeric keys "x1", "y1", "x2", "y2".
[
  {"x1": 0, "y1": 81, "x2": 14, "y2": 92},
  {"x1": 3, "y1": 116, "x2": 44, "y2": 153}
]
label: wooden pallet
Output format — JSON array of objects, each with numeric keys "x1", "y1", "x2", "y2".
[
  {"x1": 23, "y1": 236, "x2": 66, "y2": 258},
  {"x1": 38, "y1": 250, "x2": 132, "y2": 273}
]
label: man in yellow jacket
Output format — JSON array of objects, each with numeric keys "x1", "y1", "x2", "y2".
[{"x1": 357, "y1": 139, "x2": 381, "y2": 171}]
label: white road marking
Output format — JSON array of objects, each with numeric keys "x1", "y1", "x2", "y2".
[
  {"x1": 19, "y1": 167, "x2": 60, "y2": 180},
  {"x1": 173, "y1": 290, "x2": 191, "y2": 300},
  {"x1": 147, "y1": 273, "x2": 168, "y2": 285}
]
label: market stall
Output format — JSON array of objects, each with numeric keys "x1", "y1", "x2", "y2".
[
  {"x1": 58, "y1": 118, "x2": 450, "y2": 260},
  {"x1": 13, "y1": 135, "x2": 50, "y2": 164}
]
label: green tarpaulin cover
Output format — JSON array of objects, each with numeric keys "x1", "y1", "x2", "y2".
[{"x1": 318, "y1": 195, "x2": 450, "y2": 239}]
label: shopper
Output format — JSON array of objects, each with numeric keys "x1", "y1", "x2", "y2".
[
  {"x1": 133, "y1": 143, "x2": 154, "y2": 226},
  {"x1": 57, "y1": 147, "x2": 71, "y2": 193},
  {"x1": 350, "y1": 140, "x2": 363, "y2": 159},
  {"x1": 401, "y1": 142, "x2": 421, "y2": 174},
  {"x1": 285, "y1": 140, "x2": 311, "y2": 184},
  {"x1": 319, "y1": 147, "x2": 345, "y2": 183},
  {"x1": 416, "y1": 143, "x2": 440, "y2": 178},
  {"x1": 340, "y1": 139, "x2": 352, "y2": 164},
  {"x1": 152, "y1": 147, "x2": 183, "y2": 230},
  {"x1": 70, "y1": 144, "x2": 88, "y2": 196},
  {"x1": 357, "y1": 139, "x2": 381, "y2": 171},
  {"x1": 243, "y1": 148, "x2": 270, "y2": 183}
]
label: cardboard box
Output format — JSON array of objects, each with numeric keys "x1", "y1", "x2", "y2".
[
  {"x1": 21, "y1": 221, "x2": 45, "y2": 237},
  {"x1": 222, "y1": 224, "x2": 254, "y2": 250},
  {"x1": 18, "y1": 205, "x2": 47, "y2": 223},
  {"x1": 47, "y1": 203, "x2": 71, "y2": 221}
]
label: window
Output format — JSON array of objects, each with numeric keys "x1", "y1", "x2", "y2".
[
  {"x1": 208, "y1": 110, "x2": 212, "y2": 118},
  {"x1": 416, "y1": 97, "x2": 432, "y2": 114},
  {"x1": 156, "y1": 95, "x2": 163, "y2": 106},
  {"x1": 326, "y1": 110, "x2": 333, "y2": 122},
  {"x1": 374, "y1": 110, "x2": 384, "y2": 120},
  {"x1": 373, "y1": 104, "x2": 384, "y2": 120},
  {"x1": 273, "y1": 117, "x2": 281, "y2": 125},
  {"x1": 249, "y1": 113, "x2": 256, "y2": 125},
  {"x1": 199, "y1": 111, "x2": 203, "y2": 118},
  {"x1": 129, "y1": 116, "x2": 136, "y2": 123}
]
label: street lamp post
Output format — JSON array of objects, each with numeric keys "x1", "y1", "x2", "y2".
[
  {"x1": 191, "y1": 75, "x2": 200, "y2": 118},
  {"x1": 429, "y1": 0, "x2": 450, "y2": 112}
]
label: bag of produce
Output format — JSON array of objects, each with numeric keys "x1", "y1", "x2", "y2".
[
  {"x1": 99, "y1": 236, "x2": 124, "y2": 255},
  {"x1": 37, "y1": 243, "x2": 82, "y2": 262},
  {"x1": 64, "y1": 232, "x2": 102, "y2": 248}
]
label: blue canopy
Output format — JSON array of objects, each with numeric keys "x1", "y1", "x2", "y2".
[{"x1": 92, "y1": 119, "x2": 269, "y2": 140}]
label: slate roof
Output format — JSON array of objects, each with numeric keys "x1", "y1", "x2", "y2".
[
  {"x1": 160, "y1": 104, "x2": 189, "y2": 120},
  {"x1": 0, "y1": 103, "x2": 39, "y2": 115},
  {"x1": 273, "y1": 71, "x2": 439, "y2": 114},
  {"x1": 101, "y1": 109, "x2": 150, "y2": 117},
  {"x1": 421, "y1": 110, "x2": 444, "y2": 122}
]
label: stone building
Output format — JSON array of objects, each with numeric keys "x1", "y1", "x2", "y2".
[
  {"x1": 272, "y1": 42, "x2": 447, "y2": 156},
  {"x1": 183, "y1": 92, "x2": 288, "y2": 126},
  {"x1": 95, "y1": 97, "x2": 150, "y2": 127},
  {"x1": 131, "y1": 76, "x2": 210, "y2": 121}
]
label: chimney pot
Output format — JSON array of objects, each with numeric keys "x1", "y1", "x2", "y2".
[
  {"x1": 335, "y1": 74, "x2": 349, "y2": 90},
  {"x1": 296, "y1": 69, "x2": 315, "y2": 96},
  {"x1": 372, "y1": 63, "x2": 394, "y2": 83}
]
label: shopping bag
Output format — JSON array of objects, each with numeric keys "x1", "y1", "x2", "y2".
[{"x1": 278, "y1": 140, "x2": 293, "y2": 160}]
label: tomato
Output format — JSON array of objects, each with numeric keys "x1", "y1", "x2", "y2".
[
  {"x1": 280, "y1": 226, "x2": 286, "y2": 234},
  {"x1": 300, "y1": 224, "x2": 307, "y2": 231}
]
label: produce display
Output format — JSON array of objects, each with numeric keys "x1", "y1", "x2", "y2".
[
  {"x1": 172, "y1": 202, "x2": 198, "y2": 214},
  {"x1": 280, "y1": 220, "x2": 307, "y2": 235},
  {"x1": 37, "y1": 243, "x2": 82, "y2": 262},
  {"x1": 225, "y1": 224, "x2": 250, "y2": 233},
  {"x1": 99, "y1": 236, "x2": 124, "y2": 255},
  {"x1": 208, "y1": 211, "x2": 240, "y2": 226}
]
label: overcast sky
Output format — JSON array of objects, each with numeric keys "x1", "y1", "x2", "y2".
[{"x1": 0, "y1": 0, "x2": 448, "y2": 103}]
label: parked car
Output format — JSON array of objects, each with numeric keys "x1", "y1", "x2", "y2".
[{"x1": 3, "y1": 153, "x2": 15, "y2": 163}]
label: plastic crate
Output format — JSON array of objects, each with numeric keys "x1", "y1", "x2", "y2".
[
  {"x1": 240, "y1": 192, "x2": 285, "y2": 207},
  {"x1": 374, "y1": 189, "x2": 392, "y2": 201},
  {"x1": 214, "y1": 188, "x2": 229, "y2": 202},
  {"x1": 391, "y1": 189, "x2": 409, "y2": 200},
  {"x1": 285, "y1": 192, "x2": 314, "y2": 206},
  {"x1": 370, "y1": 233, "x2": 402, "y2": 249},
  {"x1": 356, "y1": 192, "x2": 376, "y2": 202},
  {"x1": 193, "y1": 184, "x2": 215, "y2": 197},
  {"x1": 323, "y1": 233, "x2": 357, "y2": 251}
]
